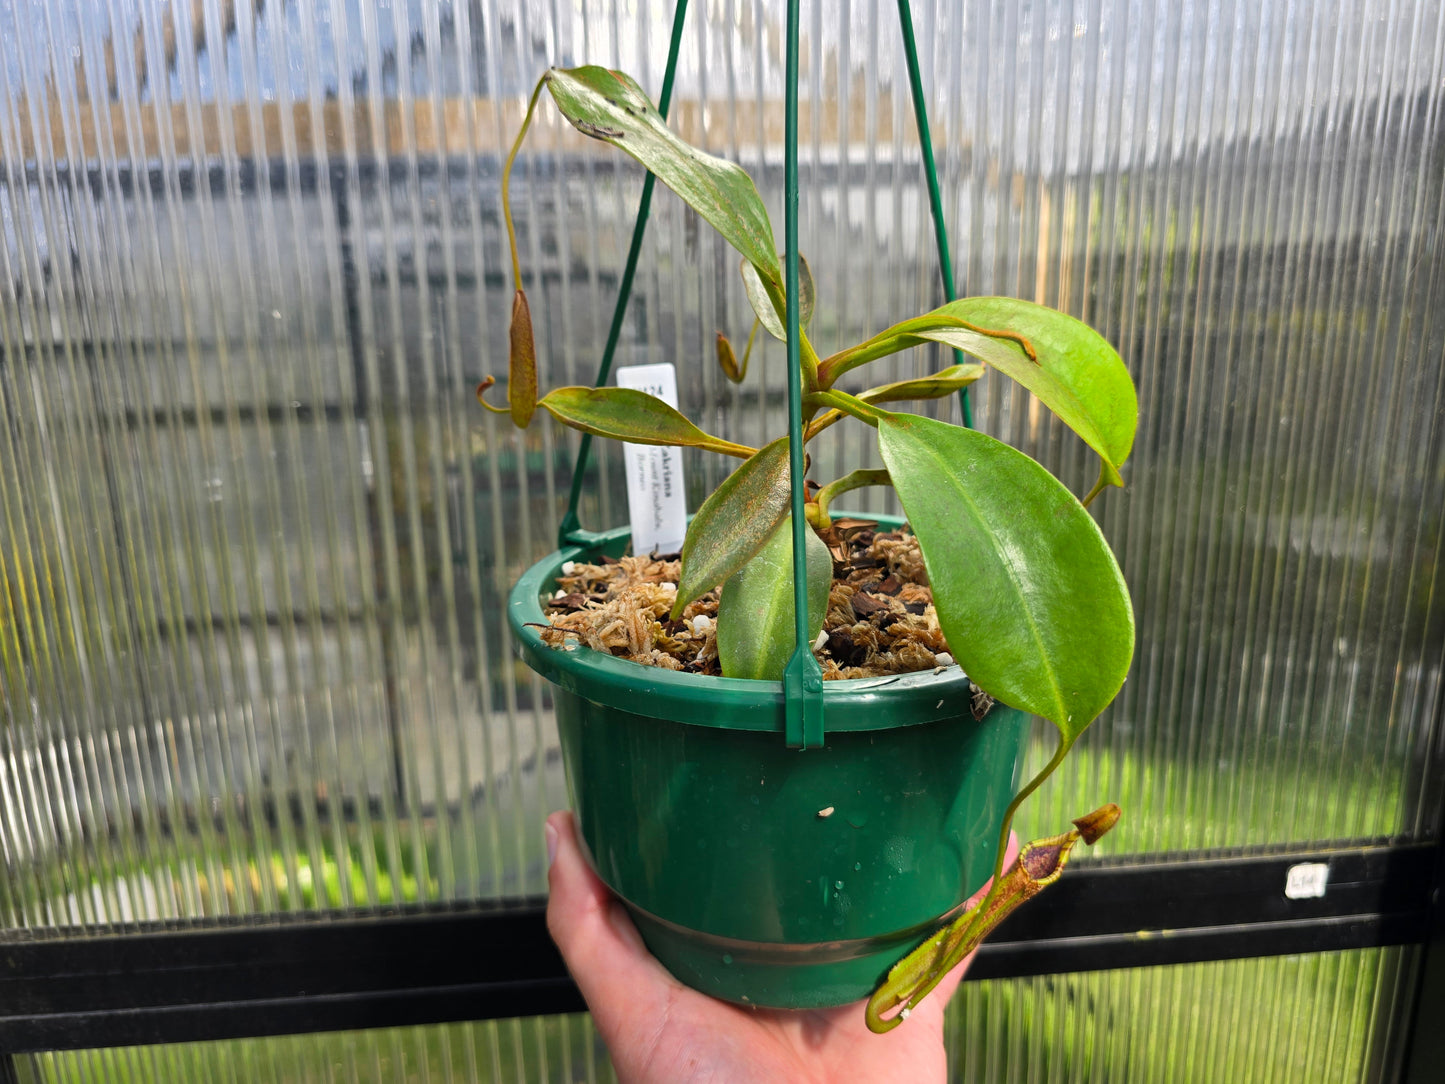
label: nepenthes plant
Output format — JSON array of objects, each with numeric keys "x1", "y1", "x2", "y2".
[{"x1": 479, "y1": 65, "x2": 1138, "y2": 1029}]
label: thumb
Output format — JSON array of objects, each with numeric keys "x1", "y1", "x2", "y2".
[{"x1": 544, "y1": 811, "x2": 681, "y2": 1035}]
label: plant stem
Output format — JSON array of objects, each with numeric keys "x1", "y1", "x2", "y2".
[
  {"x1": 800, "y1": 329, "x2": 822, "y2": 391},
  {"x1": 818, "y1": 312, "x2": 1037, "y2": 387},
  {"x1": 928, "y1": 735, "x2": 1072, "y2": 982},
  {"x1": 803, "y1": 408, "x2": 844, "y2": 441},
  {"x1": 502, "y1": 77, "x2": 547, "y2": 287},
  {"x1": 1081, "y1": 469, "x2": 1109, "y2": 508},
  {"x1": 807, "y1": 389, "x2": 890, "y2": 426},
  {"x1": 914, "y1": 734, "x2": 1073, "y2": 998},
  {"x1": 818, "y1": 331, "x2": 922, "y2": 388},
  {"x1": 814, "y1": 469, "x2": 891, "y2": 525},
  {"x1": 989, "y1": 735, "x2": 1073, "y2": 889},
  {"x1": 765, "y1": 276, "x2": 822, "y2": 390},
  {"x1": 738, "y1": 317, "x2": 760, "y2": 381}
]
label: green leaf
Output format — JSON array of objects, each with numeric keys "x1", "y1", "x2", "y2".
[
  {"x1": 858, "y1": 363, "x2": 985, "y2": 405},
  {"x1": 539, "y1": 387, "x2": 755, "y2": 458},
  {"x1": 741, "y1": 255, "x2": 815, "y2": 341},
  {"x1": 877, "y1": 413, "x2": 1133, "y2": 737},
  {"x1": 673, "y1": 436, "x2": 792, "y2": 615},
  {"x1": 915, "y1": 298, "x2": 1137, "y2": 487},
  {"x1": 544, "y1": 67, "x2": 781, "y2": 286},
  {"x1": 717, "y1": 515, "x2": 832, "y2": 680}
]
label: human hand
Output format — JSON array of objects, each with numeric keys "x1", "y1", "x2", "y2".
[{"x1": 545, "y1": 809, "x2": 1019, "y2": 1084}]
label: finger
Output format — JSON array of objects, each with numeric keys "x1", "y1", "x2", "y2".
[{"x1": 544, "y1": 811, "x2": 681, "y2": 1034}]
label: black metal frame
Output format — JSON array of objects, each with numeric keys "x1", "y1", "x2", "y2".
[
  {"x1": 1400, "y1": 720, "x2": 1445, "y2": 1083},
  {"x1": 1, "y1": 842, "x2": 1434, "y2": 1054}
]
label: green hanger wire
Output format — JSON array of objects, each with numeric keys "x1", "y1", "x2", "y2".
[
  {"x1": 779, "y1": 0, "x2": 826, "y2": 749},
  {"x1": 556, "y1": 0, "x2": 692, "y2": 550},
  {"x1": 896, "y1": 0, "x2": 972, "y2": 428},
  {"x1": 554, "y1": 0, "x2": 961, "y2": 749}
]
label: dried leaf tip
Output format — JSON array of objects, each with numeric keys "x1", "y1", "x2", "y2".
[
  {"x1": 1071, "y1": 803, "x2": 1121, "y2": 845},
  {"x1": 716, "y1": 331, "x2": 743, "y2": 383},
  {"x1": 509, "y1": 289, "x2": 538, "y2": 428}
]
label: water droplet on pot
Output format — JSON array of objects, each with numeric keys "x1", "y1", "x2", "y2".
[
  {"x1": 722, "y1": 954, "x2": 733, "y2": 965},
  {"x1": 854, "y1": 862, "x2": 862, "y2": 871}
]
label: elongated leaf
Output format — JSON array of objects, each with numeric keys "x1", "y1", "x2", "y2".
[
  {"x1": 858, "y1": 363, "x2": 985, "y2": 405},
  {"x1": 544, "y1": 67, "x2": 781, "y2": 285},
  {"x1": 539, "y1": 387, "x2": 754, "y2": 458},
  {"x1": 717, "y1": 515, "x2": 832, "y2": 680},
  {"x1": 915, "y1": 298, "x2": 1137, "y2": 487},
  {"x1": 673, "y1": 436, "x2": 792, "y2": 614},
  {"x1": 741, "y1": 255, "x2": 815, "y2": 341},
  {"x1": 878, "y1": 414, "x2": 1133, "y2": 737}
]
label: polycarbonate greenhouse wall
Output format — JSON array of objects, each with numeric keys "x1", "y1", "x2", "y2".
[{"x1": 0, "y1": 0, "x2": 1442, "y2": 1081}]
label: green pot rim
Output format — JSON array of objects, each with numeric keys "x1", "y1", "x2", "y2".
[{"x1": 507, "y1": 515, "x2": 983, "y2": 734}]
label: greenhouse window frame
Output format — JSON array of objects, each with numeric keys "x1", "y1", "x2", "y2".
[{"x1": 0, "y1": 842, "x2": 1436, "y2": 1055}]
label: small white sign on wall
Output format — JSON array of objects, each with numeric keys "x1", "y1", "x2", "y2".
[
  {"x1": 615, "y1": 363, "x2": 688, "y2": 556},
  {"x1": 1284, "y1": 862, "x2": 1329, "y2": 900}
]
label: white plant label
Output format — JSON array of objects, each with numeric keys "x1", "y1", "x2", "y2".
[
  {"x1": 616, "y1": 363, "x2": 687, "y2": 555},
  {"x1": 1284, "y1": 862, "x2": 1329, "y2": 900}
]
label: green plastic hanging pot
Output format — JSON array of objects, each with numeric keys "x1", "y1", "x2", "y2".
[{"x1": 508, "y1": 515, "x2": 1031, "y2": 1009}]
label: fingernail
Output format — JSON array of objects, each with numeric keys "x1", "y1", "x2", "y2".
[{"x1": 545, "y1": 820, "x2": 558, "y2": 868}]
